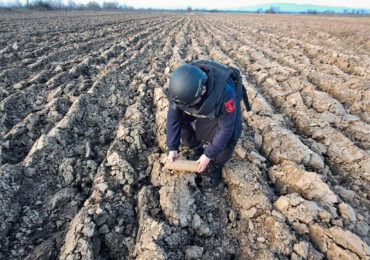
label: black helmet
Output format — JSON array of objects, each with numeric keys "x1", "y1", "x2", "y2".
[{"x1": 169, "y1": 64, "x2": 207, "y2": 106}]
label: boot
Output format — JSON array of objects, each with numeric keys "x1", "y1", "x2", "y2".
[
  {"x1": 210, "y1": 164, "x2": 223, "y2": 185},
  {"x1": 189, "y1": 146, "x2": 204, "y2": 160},
  {"x1": 194, "y1": 146, "x2": 204, "y2": 157}
]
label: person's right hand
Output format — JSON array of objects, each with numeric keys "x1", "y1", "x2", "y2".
[{"x1": 167, "y1": 151, "x2": 178, "y2": 162}]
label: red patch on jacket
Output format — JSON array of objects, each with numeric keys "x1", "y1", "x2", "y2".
[{"x1": 224, "y1": 98, "x2": 235, "y2": 113}]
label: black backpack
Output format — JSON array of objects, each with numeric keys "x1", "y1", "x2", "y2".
[
  {"x1": 228, "y1": 66, "x2": 251, "y2": 112},
  {"x1": 190, "y1": 59, "x2": 251, "y2": 112}
]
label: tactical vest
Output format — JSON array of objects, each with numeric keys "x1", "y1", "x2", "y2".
[
  {"x1": 173, "y1": 60, "x2": 239, "y2": 118},
  {"x1": 166, "y1": 59, "x2": 250, "y2": 120}
]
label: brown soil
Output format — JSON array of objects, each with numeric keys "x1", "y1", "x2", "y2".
[{"x1": 0, "y1": 11, "x2": 369, "y2": 260}]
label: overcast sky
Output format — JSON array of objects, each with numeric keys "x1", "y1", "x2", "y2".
[{"x1": 2, "y1": 0, "x2": 370, "y2": 9}]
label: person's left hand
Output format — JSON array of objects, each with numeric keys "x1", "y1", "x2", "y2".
[{"x1": 196, "y1": 154, "x2": 211, "y2": 173}]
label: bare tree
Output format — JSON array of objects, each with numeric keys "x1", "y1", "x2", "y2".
[
  {"x1": 102, "y1": 1, "x2": 118, "y2": 10},
  {"x1": 7, "y1": 0, "x2": 22, "y2": 7},
  {"x1": 68, "y1": 0, "x2": 75, "y2": 9},
  {"x1": 307, "y1": 9, "x2": 317, "y2": 14},
  {"x1": 265, "y1": 6, "x2": 277, "y2": 14},
  {"x1": 0, "y1": 0, "x2": 21, "y2": 7},
  {"x1": 29, "y1": 0, "x2": 52, "y2": 10},
  {"x1": 52, "y1": 0, "x2": 62, "y2": 9},
  {"x1": 14, "y1": 0, "x2": 22, "y2": 7},
  {"x1": 87, "y1": 1, "x2": 100, "y2": 10}
]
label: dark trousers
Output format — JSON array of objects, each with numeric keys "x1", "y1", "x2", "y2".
[{"x1": 180, "y1": 114, "x2": 236, "y2": 165}]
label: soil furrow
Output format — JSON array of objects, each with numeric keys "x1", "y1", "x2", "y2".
[
  {"x1": 0, "y1": 16, "x2": 183, "y2": 259},
  {"x1": 207, "y1": 14, "x2": 370, "y2": 74},
  {"x1": 144, "y1": 18, "x2": 240, "y2": 259},
  {"x1": 202, "y1": 12, "x2": 369, "y2": 209},
  {"x1": 193, "y1": 17, "x2": 307, "y2": 258},
  {"x1": 0, "y1": 16, "x2": 169, "y2": 69},
  {"x1": 198, "y1": 15, "x2": 370, "y2": 250},
  {"x1": 201, "y1": 17, "x2": 370, "y2": 192},
  {"x1": 1, "y1": 12, "x2": 369, "y2": 260},
  {"x1": 0, "y1": 18, "x2": 183, "y2": 165},
  {"x1": 208, "y1": 17, "x2": 370, "y2": 127},
  {"x1": 0, "y1": 16, "x2": 175, "y2": 94}
]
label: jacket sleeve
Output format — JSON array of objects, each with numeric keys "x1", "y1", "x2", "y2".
[
  {"x1": 166, "y1": 100, "x2": 183, "y2": 151},
  {"x1": 204, "y1": 86, "x2": 236, "y2": 160}
]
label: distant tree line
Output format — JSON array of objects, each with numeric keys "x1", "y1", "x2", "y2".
[
  {"x1": 257, "y1": 6, "x2": 368, "y2": 14},
  {"x1": 298, "y1": 8, "x2": 367, "y2": 15},
  {"x1": 0, "y1": 0, "x2": 135, "y2": 11},
  {"x1": 0, "y1": 1, "x2": 368, "y2": 14},
  {"x1": 193, "y1": 6, "x2": 368, "y2": 14}
]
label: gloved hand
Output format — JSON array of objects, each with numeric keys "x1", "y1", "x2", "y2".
[
  {"x1": 167, "y1": 151, "x2": 178, "y2": 162},
  {"x1": 196, "y1": 154, "x2": 211, "y2": 173}
]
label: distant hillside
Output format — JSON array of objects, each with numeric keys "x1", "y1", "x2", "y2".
[{"x1": 226, "y1": 3, "x2": 370, "y2": 13}]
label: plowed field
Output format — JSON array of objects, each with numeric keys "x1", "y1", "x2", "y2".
[{"x1": 0, "y1": 11, "x2": 369, "y2": 259}]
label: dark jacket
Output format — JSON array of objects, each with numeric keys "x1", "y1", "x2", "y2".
[{"x1": 166, "y1": 60, "x2": 242, "y2": 160}]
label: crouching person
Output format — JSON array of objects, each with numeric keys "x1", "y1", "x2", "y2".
[{"x1": 165, "y1": 60, "x2": 245, "y2": 185}]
